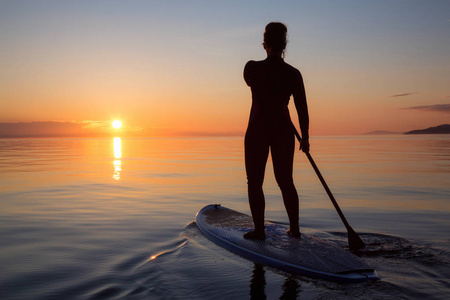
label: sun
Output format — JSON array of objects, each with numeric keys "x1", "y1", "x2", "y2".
[{"x1": 112, "y1": 120, "x2": 122, "y2": 129}]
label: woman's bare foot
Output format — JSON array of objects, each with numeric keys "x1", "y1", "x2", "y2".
[
  {"x1": 243, "y1": 229, "x2": 265, "y2": 240},
  {"x1": 287, "y1": 228, "x2": 301, "y2": 238}
]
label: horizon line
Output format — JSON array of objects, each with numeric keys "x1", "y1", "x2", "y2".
[{"x1": 0, "y1": 132, "x2": 410, "y2": 139}]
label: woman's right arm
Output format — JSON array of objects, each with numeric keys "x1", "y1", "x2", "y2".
[{"x1": 292, "y1": 69, "x2": 310, "y2": 152}]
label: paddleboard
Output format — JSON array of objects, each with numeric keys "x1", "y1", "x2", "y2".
[{"x1": 196, "y1": 204, "x2": 379, "y2": 283}]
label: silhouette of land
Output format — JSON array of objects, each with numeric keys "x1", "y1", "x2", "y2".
[
  {"x1": 364, "y1": 130, "x2": 403, "y2": 135},
  {"x1": 404, "y1": 124, "x2": 450, "y2": 134},
  {"x1": 364, "y1": 124, "x2": 450, "y2": 135}
]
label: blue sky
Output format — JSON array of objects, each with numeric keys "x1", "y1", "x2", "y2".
[{"x1": 1, "y1": 0, "x2": 449, "y2": 136}]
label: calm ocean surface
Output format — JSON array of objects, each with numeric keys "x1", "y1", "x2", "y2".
[{"x1": 0, "y1": 136, "x2": 449, "y2": 299}]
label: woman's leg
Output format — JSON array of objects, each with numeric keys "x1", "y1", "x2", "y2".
[
  {"x1": 271, "y1": 129, "x2": 300, "y2": 236},
  {"x1": 245, "y1": 130, "x2": 269, "y2": 237}
]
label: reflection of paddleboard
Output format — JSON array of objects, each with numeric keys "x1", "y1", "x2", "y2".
[{"x1": 196, "y1": 204, "x2": 379, "y2": 283}]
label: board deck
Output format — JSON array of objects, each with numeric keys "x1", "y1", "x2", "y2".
[{"x1": 196, "y1": 204, "x2": 379, "y2": 283}]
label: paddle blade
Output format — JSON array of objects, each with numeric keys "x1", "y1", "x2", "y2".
[{"x1": 348, "y1": 228, "x2": 365, "y2": 251}]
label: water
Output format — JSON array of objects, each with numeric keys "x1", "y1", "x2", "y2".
[{"x1": 0, "y1": 136, "x2": 449, "y2": 299}]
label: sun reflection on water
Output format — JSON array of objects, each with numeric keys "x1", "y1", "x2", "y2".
[{"x1": 113, "y1": 137, "x2": 122, "y2": 180}]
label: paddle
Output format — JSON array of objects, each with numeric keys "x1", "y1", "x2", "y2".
[{"x1": 292, "y1": 127, "x2": 365, "y2": 251}]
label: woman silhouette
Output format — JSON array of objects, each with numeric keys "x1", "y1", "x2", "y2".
[{"x1": 243, "y1": 22, "x2": 309, "y2": 240}]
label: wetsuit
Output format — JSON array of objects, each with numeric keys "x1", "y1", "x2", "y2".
[{"x1": 244, "y1": 56, "x2": 309, "y2": 233}]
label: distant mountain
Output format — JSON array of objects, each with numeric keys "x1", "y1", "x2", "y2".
[
  {"x1": 364, "y1": 130, "x2": 403, "y2": 135},
  {"x1": 404, "y1": 124, "x2": 450, "y2": 134}
]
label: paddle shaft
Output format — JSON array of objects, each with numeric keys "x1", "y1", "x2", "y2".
[
  {"x1": 292, "y1": 127, "x2": 365, "y2": 250},
  {"x1": 305, "y1": 153, "x2": 353, "y2": 230}
]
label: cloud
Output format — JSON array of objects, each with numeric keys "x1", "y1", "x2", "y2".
[
  {"x1": 403, "y1": 104, "x2": 450, "y2": 113},
  {"x1": 0, "y1": 121, "x2": 146, "y2": 138},
  {"x1": 390, "y1": 92, "x2": 418, "y2": 97},
  {"x1": 0, "y1": 121, "x2": 103, "y2": 138}
]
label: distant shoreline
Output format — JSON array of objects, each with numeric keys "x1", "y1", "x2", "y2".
[
  {"x1": 404, "y1": 124, "x2": 450, "y2": 135},
  {"x1": 364, "y1": 130, "x2": 403, "y2": 135},
  {"x1": 364, "y1": 124, "x2": 450, "y2": 135}
]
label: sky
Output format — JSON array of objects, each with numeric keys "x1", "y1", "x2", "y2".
[{"x1": 1, "y1": 0, "x2": 449, "y2": 137}]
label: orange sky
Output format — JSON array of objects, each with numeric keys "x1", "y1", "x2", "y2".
[{"x1": 1, "y1": 1, "x2": 449, "y2": 138}]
